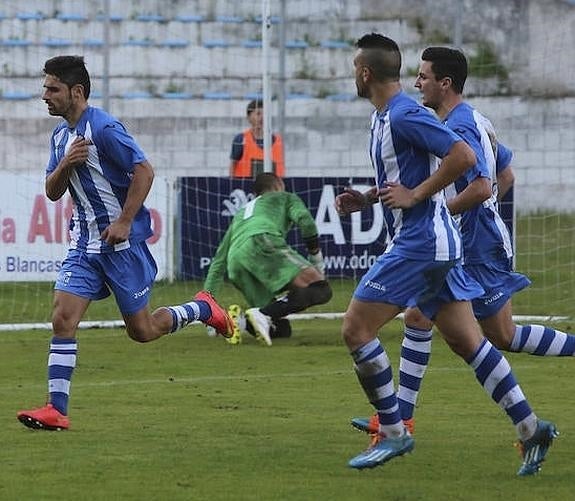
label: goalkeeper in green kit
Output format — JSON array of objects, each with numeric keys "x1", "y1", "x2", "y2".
[{"x1": 203, "y1": 172, "x2": 332, "y2": 346}]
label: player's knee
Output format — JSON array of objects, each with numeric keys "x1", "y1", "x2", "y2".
[
  {"x1": 404, "y1": 307, "x2": 433, "y2": 330},
  {"x1": 306, "y1": 280, "x2": 332, "y2": 306},
  {"x1": 126, "y1": 326, "x2": 154, "y2": 343}
]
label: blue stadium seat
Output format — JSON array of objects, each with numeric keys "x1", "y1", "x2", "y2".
[
  {"x1": 174, "y1": 14, "x2": 204, "y2": 23},
  {"x1": 57, "y1": 13, "x2": 87, "y2": 22},
  {"x1": 122, "y1": 91, "x2": 153, "y2": 99},
  {"x1": 0, "y1": 39, "x2": 31, "y2": 47},
  {"x1": 83, "y1": 39, "x2": 104, "y2": 47},
  {"x1": 136, "y1": 14, "x2": 165, "y2": 22},
  {"x1": 216, "y1": 15, "x2": 245, "y2": 23},
  {"x1": 320, "y1": 40, "x2": 350, "y2": 49},
  {"x1": 161, "y1": 92, "x2": 192, "y2": 99},
  {"x1": 3, "y1": 91, "x2": 34, "y2": 100},
  {"x1": 95, "y1": 14, "x2": 124, "y2": 22},
  {"x1": 242, "y1": 39, "x2": 262, "y2": 48},
  {"x1": 17, "y1": 12, "x2": 45, "y2": 21},
  {"x1": 203, "y1": 39, "x2": 231, "y2": 48},
  {"x1": 158, "y1": 39, "x2": 189, "y2": 48},
  {"x1": 43, "y1": 39, "x2": 73, "y2": 47},
  {"x1": 244, "y1": 92, "x2": 263, "y2": 100},
  {"x1": 285, "y1": 40, "x2": 309, "y2": 49},
  {"x1": 202, "y1": 92, "x2": 232, "y2": 100}
]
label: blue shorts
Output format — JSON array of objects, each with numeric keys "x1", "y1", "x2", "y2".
[
  {"x1": 55, "y1": 241, "x2": 158, "y2": 315},
  {"x1": 353, "y1": 253, "x2": 484, "y2": 319},
  {"x1": 464, "y1": 259, "x2": 531, "y2": 319}
]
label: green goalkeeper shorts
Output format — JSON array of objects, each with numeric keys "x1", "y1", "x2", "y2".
[{"x1": 227, "y1": 233, "x2": 310, "y2": 307}]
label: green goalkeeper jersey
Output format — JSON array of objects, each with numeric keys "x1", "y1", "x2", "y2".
[{"x1": 204, "y1": 191, "x2": 318, "y2": 296}]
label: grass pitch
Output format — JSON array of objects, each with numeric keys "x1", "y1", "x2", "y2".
[{"x1": 1, "y1": 317, "x2": 573, "y2": 501}]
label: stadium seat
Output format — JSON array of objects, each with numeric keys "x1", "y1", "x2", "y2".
[
  {"x1": 202, "y1": 92, "x2": 232, "y2": 100},
  {"x1": 136, "y1": 14, "x2": 165, "y2": 22},
  {"x1": 161, "y1": 92, "x2": 192, "y2": 99},
  {"x1": 16, "y1": 12, "x2": 45, "y2": 21},
  {"x1": 285, "y1": 40, "x2": 309, "y2": 49},
  {"x1": 43, "y1": 39, "x2": 73, "y2": 47},
  {"x1": 158, "y1": 40, "x2": 189, "y2": 48},
  {"x1": 203, "y1": 39, "x2": 232, "y2": 48},
  {"x1": 2, "y1": 91, "x2": 34, "y2": 100},
  {"x1": 95, "y1": 14, "x2": 124, "y2": 22},
  {"x1": 244, "y1": 92, "x2": 263, "y2": 100},
  {"x1": 242, "y1": 40, "x2": 262, "y2": 48},
  {"x1": 216, "y1": 15, "x2": 245, "y2": 23},
  {"x1": 57, "y1": 13, "x2": 87, "y2": 22},
  {"x1": 0, "y1": 39, "x2": 31, "y2": 47},
  {"x1": 82, "y1": 39, "x2": 104, "y2": 47}
]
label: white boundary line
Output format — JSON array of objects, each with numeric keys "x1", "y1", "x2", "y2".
[{"x1": 0, "y1": 312, "x2": 569, "y2": 332}]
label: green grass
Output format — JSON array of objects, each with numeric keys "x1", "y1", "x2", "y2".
[{"x1": 2, "y1": 320, "x2": 574, "y2": 500}]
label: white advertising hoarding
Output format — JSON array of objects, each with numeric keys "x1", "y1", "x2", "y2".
[{"x1": 0, "y1": 173, "x2": 170, "y2": 281}]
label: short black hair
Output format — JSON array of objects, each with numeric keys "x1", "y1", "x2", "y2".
[
  {"x1": 253, "y1": 172, "x2": 279, "y2": 195},
  {"x1": 247, "y1": 99, "x2": 263, "y2": 116},
  {"x1": 421, "y1": 47, "x2": 467, "y2": 94},
  {"x1": 43, "y1": 55, "x2": 91, "y2": 99},
  {"x1": 355, "y1": 33, "x2": 401, "y2": 81}
]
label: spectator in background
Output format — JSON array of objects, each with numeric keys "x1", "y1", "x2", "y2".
[
  {"x1": 204, "y1": 172, "x2": 331, "y2": 346},
  {"x1": 17, "y1": 55, "x2": 233, "y2": 432},
  {"x1": 229, "y1": 99, "x2": 285, "y2": 178}
]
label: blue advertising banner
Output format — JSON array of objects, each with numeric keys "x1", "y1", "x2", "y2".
[
  {"x1": 178, "y1": 177, "x2": 516, "y2": 280},
  {"x1": 178, "y1": 177, "x2": 387, "y2": 280}
]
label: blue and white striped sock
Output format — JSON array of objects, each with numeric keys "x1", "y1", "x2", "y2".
[
  {"x1": 511, "y1": 324, "x2": 575, "y2": 356},
  {"x1": 467, "y1": 338, "x2": 537, "y2": 440},
  {"x1": 166, "y1": 300, "x2": 211, "y2": 333},
  {"x1": 398, "y1": 327, "x2": 432, "y2": 421},
  {"x1": 48, "y1": 337, "x2": 77, "y2": 416},
  {"x1": 352, "y1": 338, "x2": 404, "y2": 438}
]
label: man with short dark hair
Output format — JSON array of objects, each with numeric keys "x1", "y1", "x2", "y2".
[
  {"x1": 229, "y1": 99, "x2": 285, "y2": 178},
  {"x1": 17, "y1": 55, "x2": 233, "y2": 431}
]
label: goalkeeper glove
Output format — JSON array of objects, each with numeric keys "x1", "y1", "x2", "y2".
[{"x1": 308, "y1": 250, "x2": 325, "y2": 275}]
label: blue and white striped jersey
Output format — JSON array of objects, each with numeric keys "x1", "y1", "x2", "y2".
[
  {"x1": 370, "y1": 91, "x2": 463, "y2": 261},
  {"x1": 46, "y1": 106, "x2": 153, "y2": 253},
  {"x1": 443, "y1": 102, "x2": 513, "y2": 264}
]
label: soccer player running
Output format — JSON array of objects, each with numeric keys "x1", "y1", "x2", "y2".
[
  {"x1": 336, "y1": 34, "x2": 556, "y2": 475},
  {"x1": 203, "y1": 172, "x2": 332, "y2": 346},
  {"x1": 354, "y1": 47, "x2": 568, "y2": 475},
  {"x1": 17, "y1": 56, "x2": 233, "y2": 431}
]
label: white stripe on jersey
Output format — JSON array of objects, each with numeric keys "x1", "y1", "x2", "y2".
[{"x1": 65, "y1": 124, "x2": 128, "y2": 253}]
